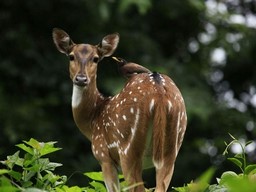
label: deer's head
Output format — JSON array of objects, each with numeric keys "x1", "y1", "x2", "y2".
[{"x1": 53, "y1": 28, "x2": 119, "y2": 88}]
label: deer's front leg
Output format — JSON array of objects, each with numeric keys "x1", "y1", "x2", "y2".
[{"x1": 101, "y1": 162, "x2": 120, "y2": 192}]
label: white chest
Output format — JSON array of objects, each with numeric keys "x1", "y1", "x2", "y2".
[{"x1": 72, "y1": 85, "x2": 83, "y2": 108}]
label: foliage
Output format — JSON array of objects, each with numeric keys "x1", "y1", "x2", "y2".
[
  {"x1": 0, "y1": 138, "x2": 67, "y2": 191},
  {"x1": 173, "y1": 134, "x2": 256, "y2": 192},
  {"x1": 0, "y1": 139, "x2": 148, "y2": 192}
]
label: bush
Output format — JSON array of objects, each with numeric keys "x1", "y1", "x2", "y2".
[{"x1": 1, "y1": 136, "x2": 256, "y2": 192}]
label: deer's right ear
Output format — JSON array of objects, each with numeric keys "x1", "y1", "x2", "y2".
[{"x1": 52, "y1": 28, "x2": 74, "y2": 55}]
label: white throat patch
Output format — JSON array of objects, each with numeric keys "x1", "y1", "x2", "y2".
[{"x1": 72, "y1": 85, "x2": 83, "y2": 108}]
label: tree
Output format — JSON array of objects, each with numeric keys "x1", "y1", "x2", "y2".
[{"x1": 0, "y1": 0, "x2": 255, "y2": 188}]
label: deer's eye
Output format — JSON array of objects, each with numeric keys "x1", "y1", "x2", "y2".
[
  {"x1": 69, "y1": 54, "x2": 75, "y2": 61},
  {"x1": 93, "y1": 56, "x2": 99, "y2": 63}
]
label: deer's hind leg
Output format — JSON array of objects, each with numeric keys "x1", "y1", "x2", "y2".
[
  {"x1": 101, "y1": 161, "x2": 120, "y2": 192},
  {"x1": 120, "y1": 154, "x2": 145, "y2": 192},
  {"x1": 155, "y1": 157, "x2": 175, "y2": 192}
]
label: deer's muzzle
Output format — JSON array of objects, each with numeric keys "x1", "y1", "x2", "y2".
[{"x1": 74, "y1": 74, "x2": 88, "y2": 87}]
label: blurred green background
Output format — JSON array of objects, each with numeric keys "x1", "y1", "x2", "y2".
[{"x1": 0, "y1": 0, "x2": 255, "y2": 189}]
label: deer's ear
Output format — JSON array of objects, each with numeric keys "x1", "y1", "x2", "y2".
[
  {"x1": 98, "y1": 33, "x2": 119, "y2": 58},
  {"x1": 52, "y1": 28, "x2": 74, "y2": 55}
]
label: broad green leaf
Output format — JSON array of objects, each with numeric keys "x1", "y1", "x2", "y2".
[
  {"x1": 89, "y1": 181, "x2": 107, "y2": 192},
  {"x1": 21, "y1": 180, "x2": 33, "y2": 188},
  {"x1": 44, "y1": 162, "x2": 63, "y2": 171},
  {"x1": 23, "y1": 138, "x2": 41, "y2": 149},
  {"x1": 219, "y1": 171, "x2": 238, "y2": 185},
  {"x1": 9, "y1": 170, "x2": 22, "y2": 181},
  {"x1": 0, "y1": 177, "x2": 19, "y2": 192},
  {"x1": 227, "y1": 158, "x2": 242, "y2": 169},
  {"x1": 23, "y1": 188, "x2": 48, "y2": 192},
  {"x1": 224, "y1": 176, "x2": 256, "y2": 192},
  {"x1": 84, "y1": 171, "x2": 123, "y2": 182},
  {"x1": 2, "y1": 151, "x2": 24, "y2": 169},
  {"x1": 196, "y1": 167, "x2": 215, "y2": 184},
  {"x1": 207, "y1": 184, "x2": 228, "y2": 192},
  {"x1": 0, "y1": 169, "x2": 9, "y2": 175},
  {"x1": 23, "y1": 170, "x2": 36, "y2": 183},
  {"x1": 245, "y1": 164, "x2": 256, "y2": 175},
  {"x1": 39, "y1": 143, "x2": 61, "y2": 157},
  {"x1": 84, "y1": 172, "x2": 105, "y2": 182},
  {"x1": 172, "y1": 186, "x2": 188, "y2": 192},
  {"x1": 16, "y1": 143, "x2": 33, "y2": 155},
  {"x1": 234, "y1": 153, "x2": 243, "y2": 160},
  {"x1": 56, "y1": 185, "x2": 84, "y2": 192}
]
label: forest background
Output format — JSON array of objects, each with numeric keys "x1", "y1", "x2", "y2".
[{"x1": 0, "y1": 0, "x2": 255, "y2": 189}]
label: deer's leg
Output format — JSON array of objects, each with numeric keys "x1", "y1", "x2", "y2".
[
  {"x1": 155, "y1": 158, "x2": 175, "y2": 192},
  {"x1": 101, "y1": 162, "x2": 120, "y2": 192},
  {"x1": 120, "y1": 155, "x2": 145, "y2": 192}
]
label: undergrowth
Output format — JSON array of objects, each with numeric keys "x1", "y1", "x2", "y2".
[{"x1": 0, "y1": 134, "x2": 256, "y2": 192}]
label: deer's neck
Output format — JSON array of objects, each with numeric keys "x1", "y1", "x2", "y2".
[{"x1": 71, "y1": 78, "x2": 103, "y2": 140}]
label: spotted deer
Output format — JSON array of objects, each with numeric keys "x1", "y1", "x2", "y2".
[{"x1": 52, "y1": 28, "x2": 187, "y2": 192}]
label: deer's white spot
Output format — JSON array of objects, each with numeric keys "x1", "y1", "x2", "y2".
[
  {"x1": 101, "y1": 152, "x2": 104, "y2": 157},
  {"x1": 72, "y1": 85, "x2": 83, "y2": 108},
  {"x1": 124, "y1": 143, "x2": 130, "y2": 155},
  {"x1": 129, "y1": 91, "x2": 132, "y2": 95},
  {"x1": 130, "y1": 107, "x2": 134, "y2": 114},
  {"x1": 176, "y1": 112, "x2": 181, "y2": 153},
  {"x1": 107, "y1": 141, "x2": 119, "y2": 149},
  {"x1": 134, "y1": 98, "x2": 137, "y2": 102},
  {"x1": 122, "y1": 115, "x2": 127, "y2": 121},
  {"x1": 149, "y1": 99, "x2": 155, "y2": 113},
  {"x1": 130, "y1": 109, "x2": 140, "y2": 141},
  {"x1": 168, "y1": 100, "x2": 172, "y2": 112}
]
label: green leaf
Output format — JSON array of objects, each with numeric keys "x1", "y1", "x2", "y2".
[
  {"x1": 84, "y1": 172, "x2": 105, "y2": 182},
  {"x1": 56, "y1": 185, "x2": 84, "y2": 192},
  {"x1": 224, "y1": 176, "x2": 256, "y2": 192},
  {"x1": 44, "y1": 162, "x2": 63, "y2": 171},
  {"x1": 0, "y1": 169, "x2": 10, "y2": 175},
  {"x1": 227, "y1": 158, "x2": 243, "y2": 169},
  {"x1": 234, "y1": 153, "x2": 243, "y2": 160},
  {"x1": 0, "y1": 176, "x2": 19, "y2": 192},
  {"x1": 173, "y1": 186, "x2": 188, "y2": 192},
  {"x1": 23, "y1": 188, "x2": 48, "y2": 192},
  {"x1": 23, "y1": 138, "x2": 41, "y2": 150},
  {"x1": 16, "y1": 143, "x2": 33, "y2": 155},
  {"x1": 245, "y1": 164, "x2": 256, "y2": 175},
  {"x1": 219, "y1": 171, "x2": 238, "y2": 185},
  {"x1": 21, "y1": 139, "x2": 61, "y2": 157},
  {"x1": 9, "y1": 170, "x2": 22, "y2": 181},
  {"x1": 39, "y1": 142, "x2": 61, "y2": 157},
  {"x1": 89, "y1": 181, "x2": 107, "y2": 192},
  {"x1": 2, "y1": 151, "x2": 24, "y2": 169},
  {"x1": 196, "y1": 167, "x2": 215, "y2": 184}
]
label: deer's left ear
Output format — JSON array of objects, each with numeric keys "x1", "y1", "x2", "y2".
[{"x1": 98, "y1": 33, "x2": 119, "y2": 58}]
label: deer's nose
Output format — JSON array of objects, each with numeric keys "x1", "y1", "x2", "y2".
[{"x1": 74, "y1": 75, "x2": 88, "y2": 87}]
